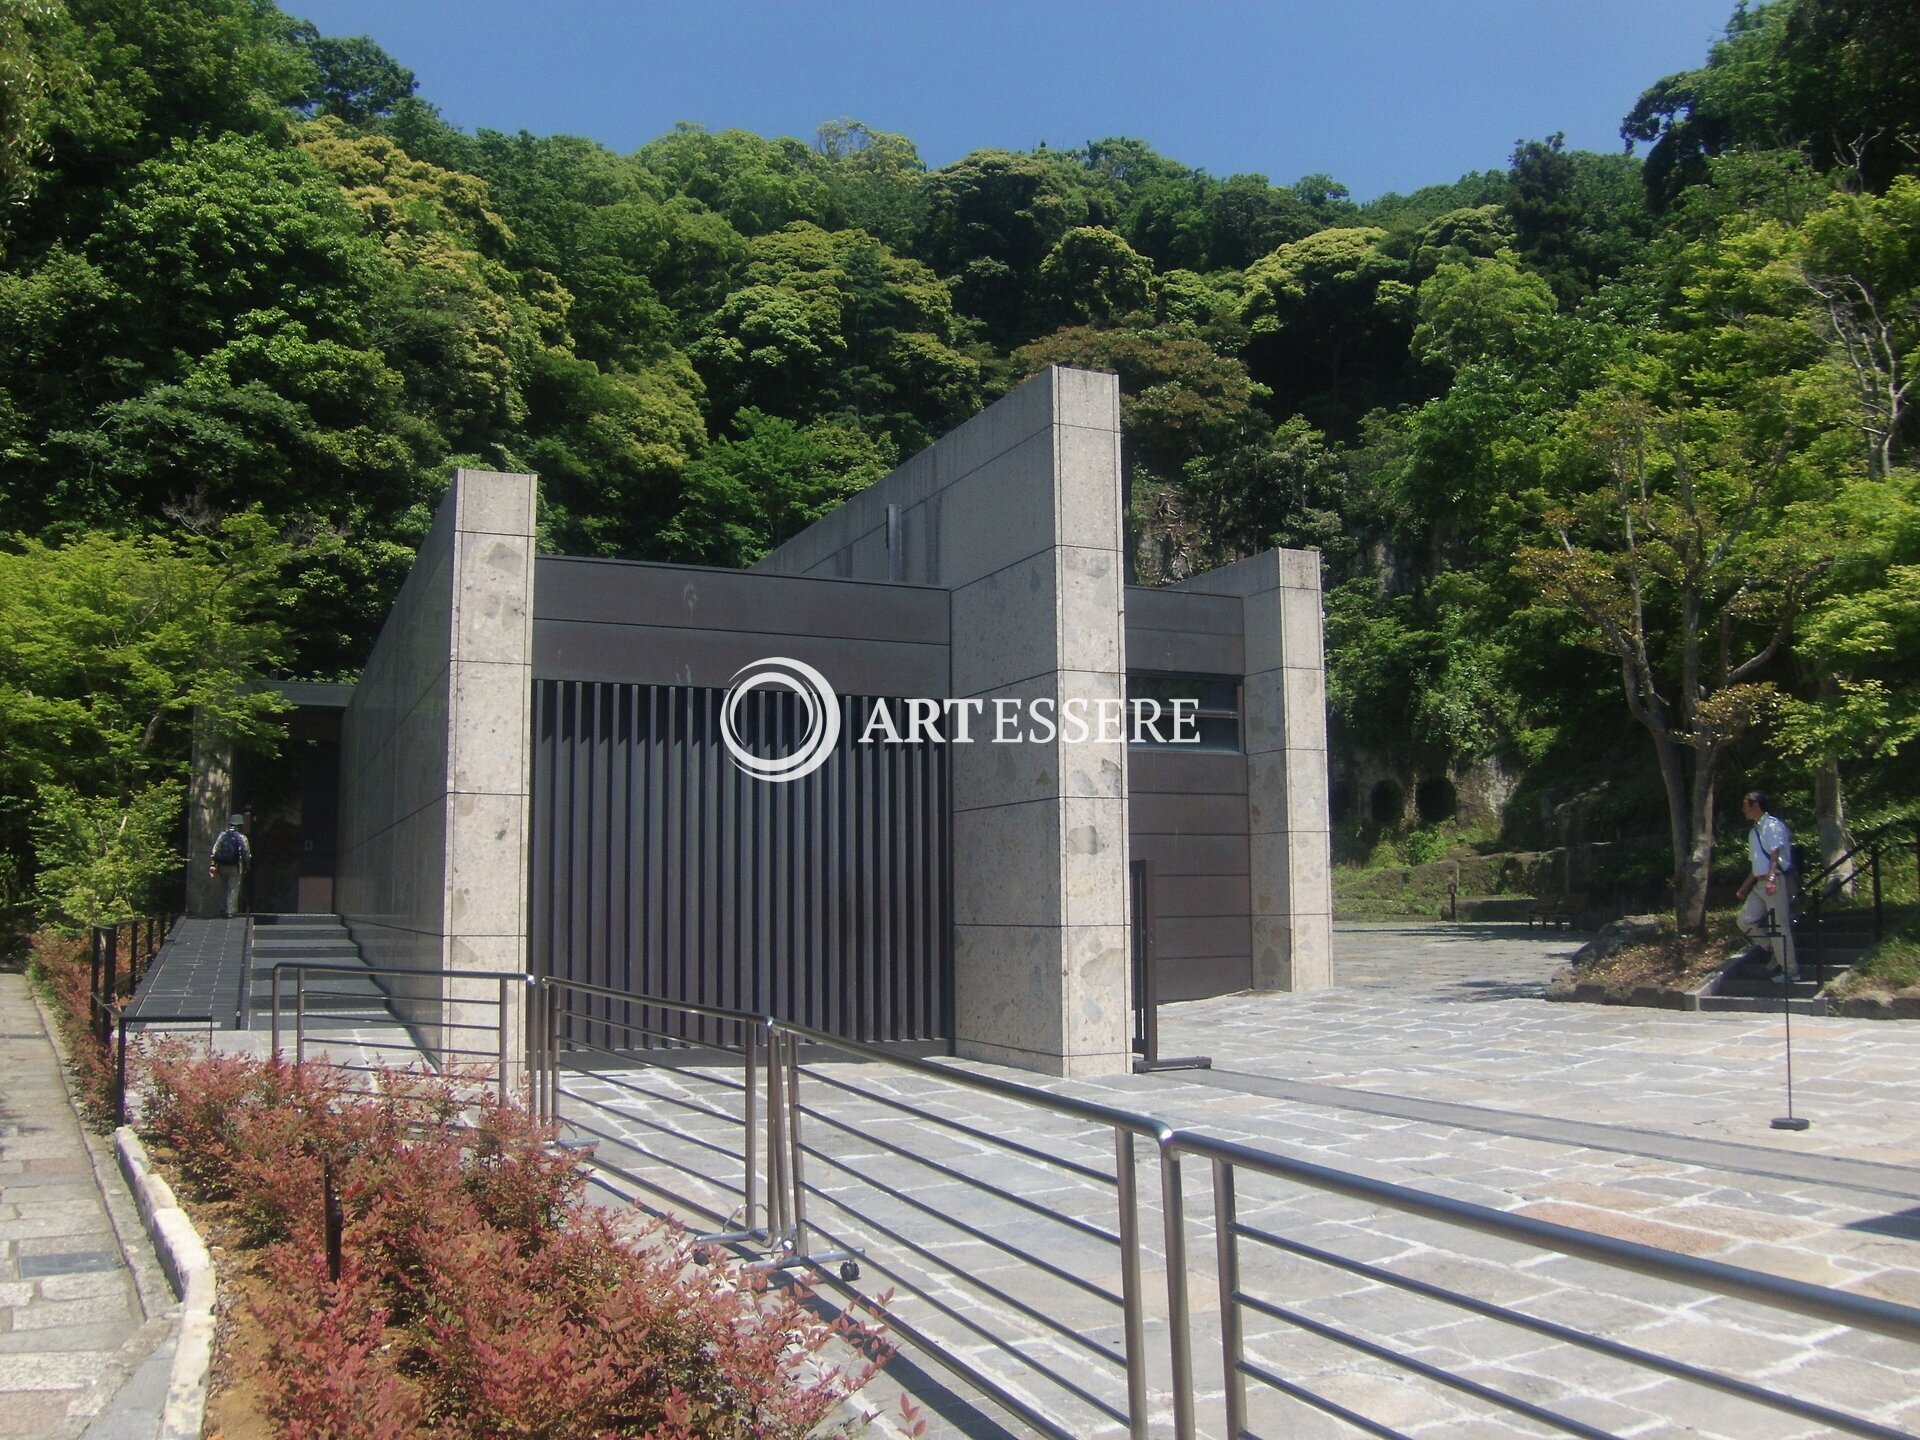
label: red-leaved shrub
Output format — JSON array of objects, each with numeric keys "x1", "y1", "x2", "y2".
[
  {"x1": 27, "y1": 931, "x2": 118, "y2": 1125},
  {"x1": 138, "y1": 1049, "x2": 882, "y2": 1437}
]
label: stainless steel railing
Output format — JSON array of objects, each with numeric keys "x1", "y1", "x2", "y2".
[
  {"x1": 269, "y1": 963, "x2": 540, "y2": 1105},
  {"x1": 1176, "y1": 1130, "x2": 1920, "y2": 1440},
  {"x1": 272, "y1": 972, "x2": 1920, "y2": 1440},
  {"x1": 767, "y1": 1015, "x2": 1182, "y2": 1439}
]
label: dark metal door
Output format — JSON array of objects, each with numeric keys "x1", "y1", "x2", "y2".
[{"x1": 529, "y1": 680, "x2": 952, "y2": 1046}]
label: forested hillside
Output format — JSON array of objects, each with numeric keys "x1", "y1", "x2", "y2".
[{"x1": 1, "y1": 0, "x2": 1916, "y2": 925}]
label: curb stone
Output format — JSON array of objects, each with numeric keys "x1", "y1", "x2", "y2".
[
  {"x1": 1830, "y1": 990, "x2": 1920, "y2": 1020},
  {"x1": 113, "y1": 1129, "x2": 215, "y2": 1440}
]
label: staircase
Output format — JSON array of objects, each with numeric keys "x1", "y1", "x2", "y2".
[
  {"x1": 245, "y1": 914, "x2": 396, "y2": 1031},
  {"x1": 1699, "y1": 904, "x2": 1912, "y2": 1013}
]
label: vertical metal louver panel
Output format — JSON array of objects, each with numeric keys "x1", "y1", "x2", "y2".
[{"x1": 529, "y1": 681, "x2": 953, "y2": 1046}]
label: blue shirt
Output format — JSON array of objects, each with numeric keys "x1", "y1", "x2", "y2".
[{"x1": 1748, "y1": 814, "x2": 1792, "y2": 877}]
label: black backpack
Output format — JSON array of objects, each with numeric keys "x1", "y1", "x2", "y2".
[{"x1": 214, "y1": 828, "x2": 244, "y2": 866}]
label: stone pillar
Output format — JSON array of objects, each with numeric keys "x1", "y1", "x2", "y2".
[
  {"x1": 442, "y1": 471, "x2": 537, "y2": 1077},
  {"x1": 755, "y1": 367, "x2": 1133, "y2": 1075},
  {"x1": 945, "y1": 370, "x2": 1131, "y2": 1076},
  {"x1": 185, "y1": 714, "x2": 232, "y2": 918},
  {"x1": 1179, "y1": 550, "x2": 1332, "y2": 990},
  {"x1": 335, "y1": 468, "x2": 535, "y2": 1071}
]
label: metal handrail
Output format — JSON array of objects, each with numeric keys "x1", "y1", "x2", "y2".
[
  {"x1": 1799, "y1": 816, "x2": 1920, "y2": 986},
  {"x1": 266, "y1": 966, "x2": 1920, "y2": 1440},
  {"x1": 533, "y1": 976, "x2": 771, "y2": 1246},
  {"x1": 269, "y1": 962, "x2": 543, "y2": 1107},
  {"x1": 766, "y1": 1014, "x2": 1179, "y2": 1440},
  {"x1": 1800, "y1": 812, "x2": 1920, "y2": 899},
  {"x1": 1173, "y1": 1128, "x2": 1920, "y2": 1440}
]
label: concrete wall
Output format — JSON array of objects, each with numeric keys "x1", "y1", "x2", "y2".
[
  {"x1": 1176, "y1": 550, "x2": 1332, "y2": 990},
  {"x1": 756, "y1": 367, "x2": 1132, "y2": 1076},
  {"x1": 336, "y1": 470, "x2": 536, "y2": 1049}
]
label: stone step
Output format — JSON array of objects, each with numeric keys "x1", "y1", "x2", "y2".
[
  {"x1": 253, "y1": 944, "x2": 356, "y2": 959},
  {"x1": 251, "y1": 963, "x2": 376, "y2": 984},
  {"x1": 1715, "y1": 977, "x2": 1825, "y2": 1000},
  {"x1": 1697, "y1": 993, "x2": 1827, "y2": 1015}
]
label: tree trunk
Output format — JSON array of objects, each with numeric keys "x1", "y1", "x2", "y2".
[
  {"x1": 1645, "y1": 726, "x2": 1704, "y2": 932},
  {"x1": 1815, "y1": 674, "x2": 1853, "y2": 896},
  {"x1": 1678, "y1": 766, "x2": 1717, "y2": 934}
]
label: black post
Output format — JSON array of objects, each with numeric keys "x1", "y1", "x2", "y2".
[
  {"x1": 1769, "y1": 908, "x2": 1810, "y2": 1132},
  {"x1": 1131, "y1": 858, "x2": 1211, "y2": 1073},
  {"x1": 114, "y1": 1012, "x2": 129, "y2": 1127},
  {"x1": 323, "y1": 1162, "x2": 344, "y2": 1282},
  {"x1": 89, "y1": 928, "x2": 102, "y2": 1032},
  {"x1": 1872, "y1": 846, "x2": 1884, "y2": 941},
  {"x1": 99, "y1": 928, "x2": 118, "y2": 1045}
]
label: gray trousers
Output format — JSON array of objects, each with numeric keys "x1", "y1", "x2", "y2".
[
  {"x1": 1739, "y1": 883, "x2": 1796, "y2": 976},
  {"x1": 215, "y1": 864, "x2": 244, "y2": 919}
]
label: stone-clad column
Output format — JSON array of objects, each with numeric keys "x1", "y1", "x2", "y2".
[
  {"x1": 1178, "y1": 550, "x2": 1332, "y2": 990},
  {"x1": 336, "y1": 468, "x2": 535, "y2": 1068},
  {"x1": 442, "y1": 471, "x2": 537, "y2": 1070},
  {"x1": 943, "y1": 369, "x2": 1132, "y2": 1076},
  {"x1": 755, "y1": 367, "x2": 1133, "y2": 1075}
]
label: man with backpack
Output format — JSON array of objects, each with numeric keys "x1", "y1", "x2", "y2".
[
  {"x1": 1736, "y1": 790, "x2": 1796, "y2": 981},
  {"x1": 207, "y1": 814, "x2": 251, "y2": 919}
]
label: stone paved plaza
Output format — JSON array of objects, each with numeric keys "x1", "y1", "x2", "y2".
[
  {"x1": 243, "y1": 924, "x2": 1920, "y2": 1438},
  {"x1": 541, "y1": 923, "x2": 1920, "y2": 1439}
]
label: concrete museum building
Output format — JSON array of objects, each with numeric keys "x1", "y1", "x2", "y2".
[{"x1": 206, "y1": 367, "x2": 1332, "y2": 1077}]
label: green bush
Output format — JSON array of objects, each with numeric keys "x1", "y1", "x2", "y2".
[
  {"x1": 1841, "y1": 919, "x2": 1920, "y2": 994},
  {"x1": 1404, "y1": 827, "x2": 1448, "y2": 866}
]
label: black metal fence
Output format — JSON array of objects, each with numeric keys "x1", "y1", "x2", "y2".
[
  {"x1": 85, "y1": 915, "x2": 206, "y2": 1123},
  {"x1": 529, "y1": 680, "x2": 954, "y2": 1046}
]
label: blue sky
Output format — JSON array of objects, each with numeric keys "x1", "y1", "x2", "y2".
[{"x1": 288, "y1": 0, "x2": 1739, "y2": 200}]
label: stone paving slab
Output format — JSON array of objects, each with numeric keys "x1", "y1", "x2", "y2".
[
  {"x1": 223, "y1": 924, "x2": 1920, "y2": 1438},
  {"x1": 1156, "y1": 922, "x2": 1920, "y2": 1167},
  {"x1": 550, "y1": 923, "x2": 1920, "y2": 1438},
  {"x1": 0, "y1": 972, "x2": 172, "y2": 1438}
]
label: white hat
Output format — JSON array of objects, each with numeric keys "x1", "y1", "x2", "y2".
[{"x1": 228, "y1": 814, "x2": 246, "y2": 826}]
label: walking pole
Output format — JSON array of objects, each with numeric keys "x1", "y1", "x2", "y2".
[{"x1": 1768, "y1": 905, "x2": 1810, "y2": 1132}]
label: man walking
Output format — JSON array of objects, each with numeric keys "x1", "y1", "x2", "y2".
[
  {"x1": 207, "y1": 814, "x2": 251, "y2": 920},
  {"x1": 1737, "y1": 790, "x2": 1796, "y2": 980}
]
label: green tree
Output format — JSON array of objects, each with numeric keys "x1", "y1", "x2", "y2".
[
  {"x1": 33, "y1": 0, "x2": 314, "y2": 193},
  {"x1": 814, "y1": 119, "x2": 927, "y2": 249},
  {"x1": 660, "y1": 409, "x2": 890, "y2": 567},
  {"x1": 517, "y1": 348, "x2": 706, "y2": 558},
  {"x1": 0, "y1": 512, "x2": 289, "y2": 922},
  {"x1": 1411, "y1": 254, "x2": 1557, "y2": 372},
  {"x1": 1518, "y1": 382, "x2": 1835, "y2": 931},
  {"x1": 1507, "y1": 135, "x2": 1652, "y2": 306},
  {"x1": 1237, "y1": 225, "x2": 1412, "y2": 423},
  {"x1": 690, "y1": 221, "x2": 976, "y2": 448},
  {"x1": 917, "y1": 149, "x2": 1087, "y2": 341},
  {"x1": 1182, "y1": 416, "x2": 1353, "y2": 571},
  {"x1": 1035, "y1": 225, "x2": 1154, "y2": 327},
  {"x1": 635, "y1": 122, "x2": 829, "y2": 236},
  {"x1": 1012, "y1": 323, "x2": 1266, "y2": 476},
  {"x1": 1625, "y1": 0, "x2": 1920, "y2": 208},
  {"x1": 290, "y1": 26, "x2": 416, "y2": 124}
]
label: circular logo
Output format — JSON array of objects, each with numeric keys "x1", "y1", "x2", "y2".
[{"x1": 720, "y1": 657, "x2": 842, "y2": 782}]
